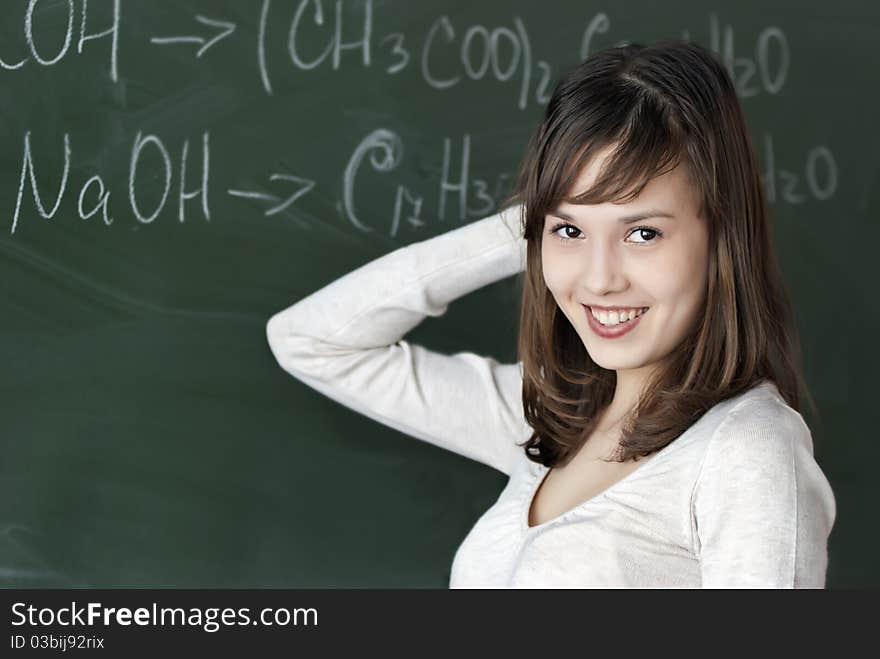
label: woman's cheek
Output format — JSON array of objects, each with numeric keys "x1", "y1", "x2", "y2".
[
  {"x1": 542, "y1": 272, "x2": 575, "y2": 327},
  {"x1": 541, "y1": 249, "x2": 567, "y2": 296},
  {"x1": 542, "y1": 272, "x2": 568, "y2": 309}
]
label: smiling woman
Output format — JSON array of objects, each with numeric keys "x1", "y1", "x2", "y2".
[
  {"x1": 510, "y1": 42, "x2": 816, "y2": 471},
  {"x1": 266, "y1": 39, "x2": 836, "y2": 588},
  {"x1": 536, "y1": 148, "x2": 711, "y2": 461}
]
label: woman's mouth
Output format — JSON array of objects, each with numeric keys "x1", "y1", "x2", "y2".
[{"x1": 584, "y1": 305, "x2": 649, "y2": 339}]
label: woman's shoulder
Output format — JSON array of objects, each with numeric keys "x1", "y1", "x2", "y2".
[
  {"x1": 668, "y1": 379, "x2": 815, "y2": 470},
  {"x1": 708, "y1": 379, "x2": 814, "y2": 452},
  {"x1": 684, "y1": 379, "x2": 801, "y2": 433},
  {"x1": 691, "y1": 379, "x2": 827, "y2": 492}
]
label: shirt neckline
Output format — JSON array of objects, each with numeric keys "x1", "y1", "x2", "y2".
[
  {"x1": 518, "y1": 379, "x2": 777, "y2": 536},
  {"x1": 520, "y1": 433, "x2": 681, "y2": 536}
]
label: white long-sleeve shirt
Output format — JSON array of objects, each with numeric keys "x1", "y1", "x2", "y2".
[{"x1": 265, "y1": 205, "x2": 837, "y2": 588}]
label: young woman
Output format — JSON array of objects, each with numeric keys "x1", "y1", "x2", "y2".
[{"x1": 266, "y1": 40, "x2": 836, "y2": 588}]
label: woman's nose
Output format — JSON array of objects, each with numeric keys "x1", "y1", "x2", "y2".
[{"x1": 578, "y1": 244, "x2": 627, "y2": 297}]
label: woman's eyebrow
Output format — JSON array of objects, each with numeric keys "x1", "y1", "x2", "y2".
[{"x1": 549, "y1": 209, "x2": 676, "y2": 224}]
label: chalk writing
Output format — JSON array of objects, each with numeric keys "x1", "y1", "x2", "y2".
[
  {"x1": 2, "y1": 4, "x2": 843, "y2": 239},
  {"x1": 150, "y1": 14, "x2": 237, "y2": 59},
  {"x1": 1, "y1": 0, "x2": 119, "y2": 81},
  {"x1": 681, "y1": 13, "x2": 789, "y2": 97},
  {"x1": 228, "y1": 174, "x2": 316, "y2": 217},
  {"x1": 11, "y1": 131, "x2": 210, "y2": 235},
  {"x1": 760, "y1": 134, "x2": 838, "y2": 205},
  {"x1": 340, "y1": 129, "x2": 516, "y2": 237}
]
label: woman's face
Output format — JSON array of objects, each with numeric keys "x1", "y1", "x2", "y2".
[{"x1": 541, "y1": 146, "x2": 710, "y2": 381}]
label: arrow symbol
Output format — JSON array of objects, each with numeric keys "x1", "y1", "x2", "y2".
[
  {"x1": 228, "y1": 174, "x2": 316, "y2": 217},
  {"x1": 150, "y1": 15, "x2": 237, "y2": 58}
]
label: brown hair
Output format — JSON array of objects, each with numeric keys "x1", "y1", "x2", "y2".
[{"x1": 502, "y1": 39, "x2": 820, "y2": 467}]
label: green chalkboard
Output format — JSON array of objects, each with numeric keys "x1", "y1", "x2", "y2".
[{"x1": 0, "y1": 0, "x2": 876, "y2": 588}]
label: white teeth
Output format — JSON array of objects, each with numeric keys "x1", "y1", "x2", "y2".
[{"x1": 590, "y1": 307, "x2": 647, "y2": 326}]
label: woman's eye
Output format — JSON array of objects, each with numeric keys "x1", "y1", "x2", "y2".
[
  {"x1": 549, "y1": 222, "x2": 582, "y2": 241},
  {"x1": 627, "y1": 227, "x2": 663, "y2": 244}
]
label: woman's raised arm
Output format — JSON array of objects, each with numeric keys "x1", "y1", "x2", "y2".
[{"x1": 265, "y1": 205, "x2": 532, "y2": 477}]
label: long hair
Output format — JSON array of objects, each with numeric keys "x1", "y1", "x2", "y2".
[{"x1": 502, "y1": 39, "x2": 820, "y2": 467}]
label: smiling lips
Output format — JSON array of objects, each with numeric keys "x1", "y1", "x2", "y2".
[
  {"x1": 584, "y1": 305, "x2": 648, "y2": 338},
  {"x1": 588, "y1": 306, "x2": 649, "y2": 325}
]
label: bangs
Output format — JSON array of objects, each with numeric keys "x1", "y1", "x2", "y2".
[{"x1": 535, "y1": 100, "x2": 686, "y2": 216}]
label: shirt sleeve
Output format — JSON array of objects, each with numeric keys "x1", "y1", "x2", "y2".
[
  {"x1": 692, "y1": 397, "x2": 837, "y2": 588},
  {"x1": 265, "y1": 204, "x2": 532, "y2": 477}
]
